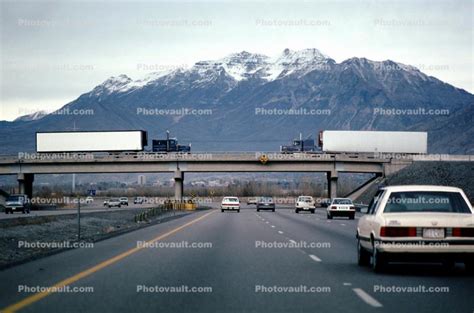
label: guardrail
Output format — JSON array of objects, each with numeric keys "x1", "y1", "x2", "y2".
[{"x1": 134, "y1": 200, "x2": 198, "y2": 222}]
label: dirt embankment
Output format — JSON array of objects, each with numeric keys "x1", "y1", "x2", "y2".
[{"x1": 0, "y1": 208, "x2": 197, "y2": 269}]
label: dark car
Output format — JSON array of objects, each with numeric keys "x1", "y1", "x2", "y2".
[{"x1": 256, "y1": 197, "x2": 275, "y2": 212}]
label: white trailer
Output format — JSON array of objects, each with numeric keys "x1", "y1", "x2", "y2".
[
  {"x1": 319, "y1": 131, "x2": 427, "y2": 154},
  {"x1": 36, "y1": 131, "x2": 148, "y2": 153}
]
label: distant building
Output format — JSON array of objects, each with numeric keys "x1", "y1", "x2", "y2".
[{"x1": 138, "y1": 175, "x2": 146, "y2": 186}]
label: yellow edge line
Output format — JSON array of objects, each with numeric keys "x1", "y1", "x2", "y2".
[{"x1": 2, "y1": 210, "x2": 216, "y2": 313}]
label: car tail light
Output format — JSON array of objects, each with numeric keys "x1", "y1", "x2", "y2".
[
  {"x1": 452, "y1": 228, "x2": 474, "y2": 237},
  {"x1": 380, "y1": 227, "x2": 417, "y2": 237},
  {"x1": 331, "y1": 206, "x2": 337, "y2": 210}
]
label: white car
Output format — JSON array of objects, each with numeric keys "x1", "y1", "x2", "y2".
[
  {"x1": 295, "y1": 196, "x2": 315, "y2": 214},
  {"x1": 356, "y1": 185, "x2": 474, "y2": 273},
  {"x1": 221, "y1": 197, "x2": 240, "y2": 213},
  {"x1": 85, "y1": 196, "x2": 94, "y2": 204},
  {"x1": 327, "y1": 198, "x2": 356, "y2": 220},
  {"x1": 107, "y1": 198, "x2": 122, "y2": 208}
]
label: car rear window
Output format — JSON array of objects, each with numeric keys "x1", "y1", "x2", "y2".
[
  {"x1": 333, "y1": 199, "x2": 353, "y2": 205},
  {"x1": 224, "y1": 198, "x2": 239, "y2": 202},
  {"x1": 384, "y1": 191, "x2": 471, "y2": 214},
  {"x1": 259, "y1": 197, "x2": 273, "y2": 203}
]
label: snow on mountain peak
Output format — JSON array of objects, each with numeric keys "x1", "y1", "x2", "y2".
[
  {"x1": 14, "y1": 110, "x2": 48, "y2": 122},
  {"x1": 91, "y1": 48, "x2": 333, "y2": 96}
]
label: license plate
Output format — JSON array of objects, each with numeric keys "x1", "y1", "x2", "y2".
[{"x1": 423, "y1": 228, "x2": 445, "y2": 239}]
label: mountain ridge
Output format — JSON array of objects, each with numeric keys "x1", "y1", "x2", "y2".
[{"x1": 1, "y1": 48, "x2": 472, "y2": 154}]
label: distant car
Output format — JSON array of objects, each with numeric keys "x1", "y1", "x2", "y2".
[
  {"x1": 257, "y1": 197, "x2": 275, "y2": 212},
  {"x1": 85, "y1": 196, "x2": 94, "y2": 204},
  {"x1": 103, "y1": 199, "x2": 109, "y2": 206},
  {"x1": 295, "y1": 196, "x2": 315, "y2": 214},
  {"x1": 107, "y1": 198, "x2": 121, "y2": 208},
  {"x1": 356, "y1": 185, "x2": 474, "y2": 273},
  {"x1": 5, "y1": 194, "x2": 30, "y2": 214},
  {"x1": 221, "y1": 197, "x2": 240, "y2": 213},
  {"x1": 134, "y1": 197, "x2": 144, "y2": 204},
  {"x1": 327, "y1": 198, "x2": 356, "y2": 219},
  {"x1": 320, "y1": 198, "x2": 331, "y2": 208},
  {"x1": 119, "y1": 197, "x2": 129, "y2": 206},
  {"x1": 247, "y1": 197, "x2": 258, "y2": 205}
]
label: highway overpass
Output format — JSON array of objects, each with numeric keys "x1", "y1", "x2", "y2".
[{"x1": 0, "y1": 153, "x2": 472, "y2": 200}]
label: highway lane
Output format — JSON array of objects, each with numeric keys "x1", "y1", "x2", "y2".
[{"x1": 0, "y1": 207, "x2": 473, "y2": 313}]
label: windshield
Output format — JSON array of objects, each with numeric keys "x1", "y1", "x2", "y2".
[
  {"x1": 6, "y1": 196, "x2": 22, "y2": 202},
  {"x1": 333, "y1": 199, "x2": 353, "y2": 205},
  {"x1": 384, "y1": 191, "x2": 471, "y2": 213}
]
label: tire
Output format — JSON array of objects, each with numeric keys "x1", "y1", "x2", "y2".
[
  {"x1": 372, "y1": 242, "x2": 387, "y2": 273},
  {"x1": 441, "y1": 260, "x2": 455, "y2": 271},
  {"x1": 272, "y1": 209, "x2": 275, "y2": 212},
  {"x1": 327, "y1": 213, "x2": 333, "y2": 219},
  {"x1": 257, "y1": 209, "x2": 260, "y2": 212},
  {"x1": 295, "y1": 209, "x2": 299, "y2": 214},
  {"x1": 310, "y1": 209, "x2": 315, "y2": 214},
  {"x1": 357, "y1": 238, "x2": 371, "y2": 266},
  {"x1": 221, "y1": 209, "x2": 224, "y2": 213},
  {"x1": 465, "y1": 260, "x2": 474, "y2": 274},
  {"x1": 349, "y1": 214, "x2": 355, "y2": 220},
  {"x1": 237, "y1": 209, "x2": 240, "y2": 213}
]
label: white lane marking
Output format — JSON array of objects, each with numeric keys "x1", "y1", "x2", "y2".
[
  {"x1": 353, "y1": 288, "x2": 383, "y2": 308},
  {"x1": 343, "y1": 282, "x2": 352, "y2": 286},
  {"x1": 326, "y1": 220, "x2": 331, "y2": 223},
  {"x1": 271, "y1": 225, "x2": 275, "y2": 228},
  {"x1": 278, "y1": 231, "x2": 284, "y2": 234},
  {"x1": 266, "y1": 221, "x2": 269, "y2": 224},
  {"x1": 340, "y1": 223, "x2": 346, "y2": 226},
  {"x1": 289, "y1": 239, "x2": 297, "y2": 244},
  {"x1": 309, "y1": 254, "x2": 322, "y2": 262}
]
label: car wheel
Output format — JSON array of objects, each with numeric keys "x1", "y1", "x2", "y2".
[
  {"x1": 327, "y1": 213, "x2": 333, "y2": 219},
  {"x1": 221, "y1": 209, "x2": 224, "y2": 213},
  {"x1": 108, "y1": 206, "x2": 111, "y2": 208},
  {"x1": 237, "y1": 209, "x2": 240, "y2": 213},
  {"x1": 310, "y1": 209, "x2": 315, "y2": 214},
  {"x1": 464, "y1": 260, "x2": 474, "y2": 274},
  {"x1": 257, "y1": 209, "x2": 260, "y2": 212},
  {"x1": 272, "y1": 209, "x2": 275, "y2": 212},
  {"x1": 441, "y1": 260, "x2": 455, "y2": 271},
  {"x1": 357, "y1": 238, "x2": 371, "y2": 266},
  {"x1": 349, "y1": 214, "x2": 355, "y2": 220},
  {"x1": 372, "y1": 242, "x2": 387, "y2": 273},
  {"x1": 295, "y1": 209, "x2": 299, "y2": 214}
]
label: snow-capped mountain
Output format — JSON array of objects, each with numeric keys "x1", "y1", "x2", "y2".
[
  {"x1": 92, "y1": 48, "x2": 335, "y2": 94},
  {"x1": 1, "y1": 48, "x2": 473, "y2": 154},
  {"x1": 14, "y1": 110, "x2": 48, "y2": 122}
]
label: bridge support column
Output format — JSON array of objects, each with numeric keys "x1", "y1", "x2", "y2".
[
  {"x1": 327, "y1": 172, "x2": 338, "y2": 199},
  {"x1": 18, "y1": 173, "x2": 34, "y2": 199},
  {"x1": 174, "y1": 170, "x2": 184, "y2": 201}
]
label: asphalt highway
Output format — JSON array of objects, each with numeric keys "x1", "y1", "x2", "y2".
[{"x1": 0, "y1": 206, "x2": 473, "y2": 313}]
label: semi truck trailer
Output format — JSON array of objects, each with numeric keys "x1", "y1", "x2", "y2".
[
  {"x1": 36, "y1": 130, "x2": 148, "y2": 153},
  {"x1": 318, "y1": 130, "x2": 428, "y2": 154}
]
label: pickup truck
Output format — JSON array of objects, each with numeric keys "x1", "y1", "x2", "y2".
[{"x1": 5, "y1": 194, "x2": 31, "y2": 214}]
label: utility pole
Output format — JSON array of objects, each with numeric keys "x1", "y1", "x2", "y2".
[{"x1": 72, "y1": 121, "x2": 77, "y2": 194}]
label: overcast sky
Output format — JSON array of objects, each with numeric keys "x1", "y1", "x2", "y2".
[{"x1": 0, "y1": 0, "x2": 472, "y2": 121}]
